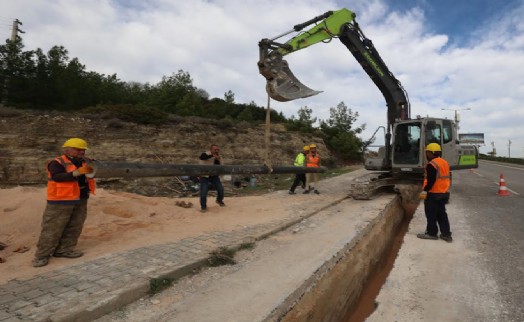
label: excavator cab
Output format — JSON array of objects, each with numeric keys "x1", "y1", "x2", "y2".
[
  {"x1": 366, "y1": 117, "x2": 478, "y2": 174},
  {"x1": 390, "y1": 118, "x2": 478, "y2": 173}
]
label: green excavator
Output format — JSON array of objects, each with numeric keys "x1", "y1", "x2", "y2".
[{"x1": 258, "y1": 8, "x2": 478, "y2": 198}]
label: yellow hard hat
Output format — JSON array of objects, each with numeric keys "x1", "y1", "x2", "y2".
[
  {"x1": 426, "y1": 143, "x2": 441, "y2": 152},
  {"x1": 309, "y1": 144, "x2": 317, "y2": 148},
  {"x1": 62, "y1": 138, "x2": 88, "y2": 150},
  {"x1": 303, "y1": 145, "x2": 310, "y2": 151}
]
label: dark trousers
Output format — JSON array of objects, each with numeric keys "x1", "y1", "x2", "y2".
[
  {"x1": 424, "y1": 193, "x2": 451, "y2": 237},
  {"x1": 289, "y1": 173, "x2": 306, "y2": 192},
  {"x1": 200, "y1": 176, "x2": 224, "y2": 210}
]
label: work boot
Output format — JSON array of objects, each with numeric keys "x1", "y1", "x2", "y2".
[
  {"x1": 303, "y1": 189, "x2": 310, "y2": 194},
  {"x1": 53, "y1": 250, "x2": 84, "y2": 258},
  {"x1": 200, "y1": 208, "x2": 207, "y2": 213},
  {"x1": 314, "y1": 189, "x2": 320, "y2": 194},
  {"x1": 439, "y1": 234, "x2": 453, "y2": 243},
  {"x1": 288, "y1": 191, "x2": 296, "y2": 195},
  {"x1": 216, "y1": 201, "x2": 226, "y2": 207},
  {"x1": 32, "y1": 257, "x2": 49, "y2": 267},
  {"x1": 416, "y1": 233, "x2": 438, "y2": 240}
]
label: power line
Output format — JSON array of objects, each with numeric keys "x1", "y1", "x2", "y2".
[{"x1": 0, "y1": 16, "x2": 15, "y2": 21}]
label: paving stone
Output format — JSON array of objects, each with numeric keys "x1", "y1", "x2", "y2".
[{"x1": 0, "y1": 178, "x2": 354, "y2": 321}]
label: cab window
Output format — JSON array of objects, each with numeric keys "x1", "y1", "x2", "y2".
[
  {"x1": 426, "y1": 123, "x2": 441, "y2": 144},
  {"x1": 442, "y1": 120, "x2": 452, "y2": 144},
  {"x1": 393, "y1": 123, "x2": 421, "y2": 164}
]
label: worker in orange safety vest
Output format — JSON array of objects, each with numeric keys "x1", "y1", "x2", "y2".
[
  {"x1": 304, "y1": 144, "x2": 321, "y2": 194},
  {"x1": 32, "y1": 138, "x2": 96, "y2": 267},
  {"x1": 417, "y1": 143, "x2": 452, "y2": 242}
]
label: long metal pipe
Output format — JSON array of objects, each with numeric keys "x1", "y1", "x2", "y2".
[{"x1": 92, "y1": 161, "x2": 326, "y2": 178}]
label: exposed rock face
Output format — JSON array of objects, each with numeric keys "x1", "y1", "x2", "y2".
[{"x1": 0, "y1": 109, "x2": 334, "y2": 185}]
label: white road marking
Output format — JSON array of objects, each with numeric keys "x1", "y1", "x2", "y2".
[{"x1": 493, "y1": 182, "x2": 520, "y2": 195}]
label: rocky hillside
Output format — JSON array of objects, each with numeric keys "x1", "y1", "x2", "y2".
[{"x1": 0, "y1": 107, "x2": 336, "y2": 186}]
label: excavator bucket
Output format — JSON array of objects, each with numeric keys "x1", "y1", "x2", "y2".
[{"x1": 258, "y1": 51, "x2": 322, "y2": 102}]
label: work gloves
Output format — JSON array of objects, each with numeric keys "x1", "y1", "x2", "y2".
[
  {"x1": 419, "y1": 191, "x2": 427, "y2": 200},
  {"x1": 72, "y1": 165, "x2": 94, "y2": 177}
]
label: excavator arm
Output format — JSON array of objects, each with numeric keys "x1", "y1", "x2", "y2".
[{"x1": 257, "y1": 8, "x2": 410, "y2": 131}]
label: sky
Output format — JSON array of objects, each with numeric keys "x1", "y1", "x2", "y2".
[{"x1": 2, "y1": 0, "x2": 524, "y2": 158}]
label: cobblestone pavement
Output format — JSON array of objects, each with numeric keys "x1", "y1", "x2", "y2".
[{"x1": 0, "y1": 171, "x2": 364, "y2": 322}]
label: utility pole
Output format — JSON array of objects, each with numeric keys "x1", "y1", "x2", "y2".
[
  {"x1": 441, "y1": 108, "x2": 471, "y2": 131},
  {"x1": 1, "y1": 19, "x2": 24, "y2": 106},
  {"x1": 508, "y1": 139, "x2": 512, "y2": 158},
  {"x1": 10, "y1": 19, "x2": 25, "y2": 41}
]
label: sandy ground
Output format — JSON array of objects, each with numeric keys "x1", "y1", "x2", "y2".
[{"x1": 0, "y1": 186, "x2": 291, "y2": 283}]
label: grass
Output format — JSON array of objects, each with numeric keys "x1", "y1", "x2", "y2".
[
  {"x1": 149, "y1": 277, "x2": 174, "y2": 294},
  {"x1": 208, "y1": 247, "x2": 237, "y2": 267},
  {"x1": 238, "y1": 242, "x2": 256, "y2": 250}
]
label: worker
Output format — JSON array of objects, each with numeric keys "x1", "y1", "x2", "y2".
[
  {"x1": 304, "y1": 143, "x2": 321, "y2": 194},
  {"x1": 198, "y1": 144, "x2": 225, "y2": 213},
  {"x1": 32, "y1": 138, "x2": 96, "y2": 267},
  {"x1": 288, "y1": 145, "x2": 310, "y2": 194},
  {"x1": 417, "y1": 143, "x2": 452, "y2": 242}
]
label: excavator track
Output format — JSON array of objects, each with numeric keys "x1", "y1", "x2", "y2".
[{"x1": 349, "y1": 172, "x2": 423, "y2": 200}]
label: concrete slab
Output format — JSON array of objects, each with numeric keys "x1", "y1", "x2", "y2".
[
  {"x1": 144, "y1": 196, "x2": 393, "y2": 322},
  {"x1": 367, "y1": 197, "x2": 505, "y2": 321}
]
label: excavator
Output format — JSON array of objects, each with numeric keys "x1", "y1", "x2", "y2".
[{"x1": 257, "y1": 8, "x2": 478, "y2": 199}]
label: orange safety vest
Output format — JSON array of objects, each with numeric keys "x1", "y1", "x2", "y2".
[
  {"x1": 47, "y1": 155, "x2": 96, "y2": 201},
  {"x1": 423, "y1": 157, "x2": 450, "y2": 193},
  {"x1": 306, "y1": 153, "x2": 320, "y2": 168}
]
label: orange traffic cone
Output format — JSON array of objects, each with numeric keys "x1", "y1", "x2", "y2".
[{"x1": 497, "y1": 173, "x2": 510, "y2": 196}]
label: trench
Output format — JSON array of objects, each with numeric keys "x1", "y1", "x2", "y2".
[
  {"x1": 342, "y1": 205, "x2": 412, "y2": 322},
  {"x1": 274, "y1": 186, "x2": 420, "y2": 322}
]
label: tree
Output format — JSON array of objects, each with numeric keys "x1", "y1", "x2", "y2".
[
  {"x1": 320, "y1": 101, "x2": 365, "y2": 160},
  {"x1": 224, "y1": 90, "x2": 235, "y2": 104},
  {"x1": 147, "y1": 70, "x2": 196, "y2": 113},
  {"x1": 323, "y1": 101, "x2": 360, "y2": 133},
  {"x1": 0, "y1": 38, "x2": 34, "y2": 106},
  {"x1": 237, "y1": 106, "x2": 254, "y2": 122},
  {"x1": 196, "y1": 88, "x2": 209, "y2": 100},
  {"x1": 285, "y1": 106, "x2": 317, "y2": 132},
  {"x1": 177, "y1": 91, "x2": 204, "y2": 116}
]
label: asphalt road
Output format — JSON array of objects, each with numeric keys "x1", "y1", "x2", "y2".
[{"x1": 452, "y1": 160, "x2": 524, "y2": 320}]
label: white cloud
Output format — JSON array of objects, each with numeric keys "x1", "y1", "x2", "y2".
[{"x1": 2, "y1": 0, "x2": 524, "y2": 157}]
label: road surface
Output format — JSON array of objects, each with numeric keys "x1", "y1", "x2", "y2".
[{"x1": 370, "y1": 160, "x2": 524, "y2": 321}]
